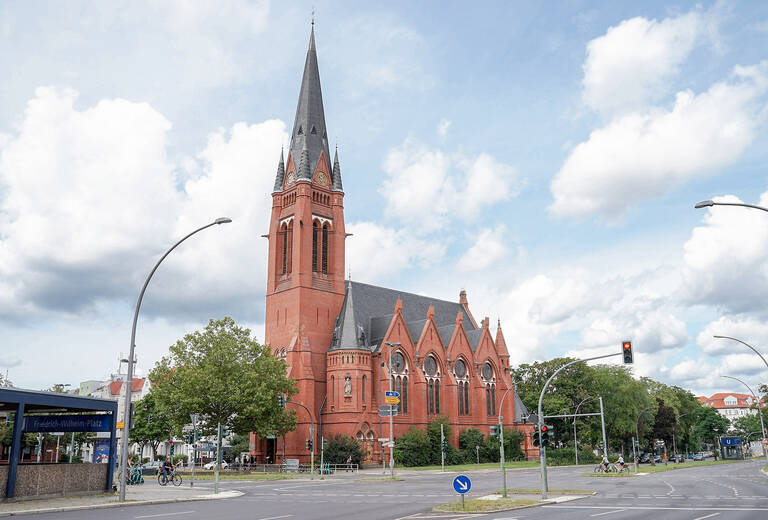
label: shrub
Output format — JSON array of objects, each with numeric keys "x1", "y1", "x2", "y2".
[
  {"x1": 323, "y1": 434, "x2": 363, "y2": 465},
  {"x1": 394, "y1": 426, "x2": 431, "y2": 467},
  {"x1": 173, "y1": 454, "x2": 188, "y2": 464},
  {"x1": 141, "y1": 457, "x2": 150, "y2": 464}
]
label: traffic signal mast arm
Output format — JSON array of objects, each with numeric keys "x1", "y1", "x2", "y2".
[{"x1": 537, "y1": 350, "x2": 627, "y2": 500}]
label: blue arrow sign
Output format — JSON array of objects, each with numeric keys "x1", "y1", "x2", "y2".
[
  {"x1": 453, "y1": 474, "x2": 471, "y2": 494},
  {"x1": 385, "y1": 391, "x2": 400, "y2": 398}
]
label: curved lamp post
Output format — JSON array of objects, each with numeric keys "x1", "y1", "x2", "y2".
[
  {"x1": 713, "y1": 336, "x2": 768, "y2": 372},
  {"x1": 695, "y1": 200, "x2": 768, "y2": 213},
  {"x1": 118, "y1": 217, "x2": 232, "y2": 501},
  {"x1": 721, "y1": 375, "x2": 768, "y2": 463},
  {"x1": 573, "y1": 396, "x2": 595, "y2": 466},
  {"x1": 635, "y1": 407, "x2": 652, "y2": 473}
]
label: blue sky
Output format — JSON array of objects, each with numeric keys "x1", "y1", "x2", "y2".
[{"x1": 1, "y1": 1, "x2": 768, "y2": 398}]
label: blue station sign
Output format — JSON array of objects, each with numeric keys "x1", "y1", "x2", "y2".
[
  {"x1": 23, "y1": 414, "x2": 112, "y2": 432},
  {"x1": 453, "y1": 474, "x2": 471, "y2": 494},
  {"x1": 385, "y1": 391, "x2": 400, "y2": 398}
]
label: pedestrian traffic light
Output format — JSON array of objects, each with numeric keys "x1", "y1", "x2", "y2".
[
  {"x1": 278, "y1": 394, "x2": 286, "y2": 408},
  {"x1": 541, "y1": 424, "x2": 551, "y2": 447},
  {"x1": 622, "y1": 341, "x2": 633, "y2": 364},
  {"x1": 306, "y1": 439, "x2": 313, "y2": 451},
  {"x1": 321, "y1": 437, "x2": 327, "y2": 449},
  {"x1": 489, "y1": 425, "x2": 500, "y2": 438},
  {"x1": 441, "y1": 439, "x2": 448, "y2": 452}
]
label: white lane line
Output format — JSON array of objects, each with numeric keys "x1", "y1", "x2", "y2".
[
  {"x1": 693, "y1": 514, "x2": 720, "y2": 520},
  {"x1": 257, "y1": 516, "x2": 293, "y2": 520},
  {"x1": 590, "y1": 510, "x2": 626, "y2": 517},
  {"x1": 135, "y1": 512, "x2": 195, "y2": 519}
]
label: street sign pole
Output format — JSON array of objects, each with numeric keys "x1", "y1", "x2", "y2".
[
  {"x1": 599, "y1": 396, "x2": 608, "y2": 459},
  {"x1": 440, "y1": 424, "x2": 445, "y2": 472},
  {"x1": 453, "y1": 475, "x2": 471, "y2": 510},
  {"x1": 190, "y1": 413, "x2": 198, "y2": 488},
  {"x1": 499, "y1": 415, "x2": 506, "y2": 498}
]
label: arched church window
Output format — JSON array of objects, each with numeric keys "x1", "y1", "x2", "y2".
[
  {"x1": 425, "y1": 355, "x2": 440, "y2": 414},
  {"x1": 322, "y1": 223, "x2": 328, "y2": 275},
  {"x1": 482, "y1": 362, "x2": 493, "y2": 380},
  {"x1": 362, "y1": 375, "x2": 366, "y2": 404},
  {"x1": 281, "y1": 224, "x2": 287, "y2": 275},
  {"x1": 312, "y1": 222, "x2": 319, "y2": 272}
]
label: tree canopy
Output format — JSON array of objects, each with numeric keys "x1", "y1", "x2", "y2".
[{"x1": 149, "y1": 317, "x2": 297, "y2": 438}]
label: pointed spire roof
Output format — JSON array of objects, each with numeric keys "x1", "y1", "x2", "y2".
[
  {"x1": 332, "y1": 146, "x2": 343, "y2": 191},
  {"x1": 273, "y1": 147, "x2": 285, "y2": 192},
  {"x1": 290, "y1": 24, "x2": 332, "y2": 185},
  {"x1": 495, "y1": 319, "x2": 510, "y2": 358},
  {"x1": 331, "y1": 282, "x2": 366, "y2": 350}
]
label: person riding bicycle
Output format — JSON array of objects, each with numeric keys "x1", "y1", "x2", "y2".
[
  {"x1": 617, "y1": 455, "x2": 626, "y2": 469},
  {"x1": 160, "y1": 457, "x2": 174, "y2": 482},
  {"x1": 601, "y1": 454, "x2": 610, "y2": 471}
]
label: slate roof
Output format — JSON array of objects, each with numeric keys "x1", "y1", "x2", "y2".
[
  {"x1": 274, "y1": 25, "x2": 342, "y2": 192},
  {"x1": 330, "y1": 281, "x2": 478, "y2": 352}
]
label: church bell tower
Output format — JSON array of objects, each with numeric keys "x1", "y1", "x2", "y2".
[{"x1": 263, "y1": 23, "x2": 346, "y2": 459}]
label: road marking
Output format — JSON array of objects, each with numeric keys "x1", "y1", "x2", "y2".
[
  {"x1": 135, "y1": 512, "x2": 195, "y2": 519},
  {"x1": 590, "y1": 510, "x2": 626, "y2": 517},
  {"x1": 545, "y1": 505, "x2": 768, "y2": 512},
  {"x1": 693, "y1": 514, "x2": 720, "y2": 520},
  {"x1": 256, "y1": 516, "x2": 293, "y2": 520}
]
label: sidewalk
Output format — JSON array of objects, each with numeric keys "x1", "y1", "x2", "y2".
[{"x1": 0, "y1": 483, "x2": 242, "y2": 517}]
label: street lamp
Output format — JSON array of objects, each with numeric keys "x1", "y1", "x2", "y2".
[
  {"x1": 635, "y1": 407, "x2": 652, "y2": 473},
  {"x1": 713, "y1": 336, "x2": 768, "y2": 372},
  {"x1": 695, "y1": 200, "x2": 768, "y2": 213},
  {"x1": 721, "y1": 375, "x2": 768, "y2": 463},
  {"x1": 117, "y1": 217, "x2": 232, "y2": 501},
  {"x1": 383, "y1": 341, "x2": 400, "y2": 479},
  {"x1": 573, "y1": 396, "x2": 595, "y2": 466}
]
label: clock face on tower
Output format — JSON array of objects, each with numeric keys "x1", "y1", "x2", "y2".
[
  {"x1": 315, "y1": 170, "x2": 328, "y2": 186},
  {"x1": 286, "y1": 171, "x2": 296, "y2": 185}
]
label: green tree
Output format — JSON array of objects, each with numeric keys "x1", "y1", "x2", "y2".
[
  {"x1": 692, "y1": 406, "x2": 729, "y2": 458},
  {"x1": 323, "y1": 434, "x2": 363, "y2": 465},
  {"x1": 149, "y1": 317, "x2": 297, "y2": 438},
  {"x1": 130, "y1": 392, "x2": 174, "y2": 460},
  {"x1": 732, "y1": 412, "x2": 764, "y2": 440},
  {"x1": 458, "y1": 428, "x2": 485, "y2": 462},
  {"x1": 229, "y1": 433, "x2": 251, "y2": 459},
  {"x1": 393, "y1": 426, "x2": 431, "y2": 467}
]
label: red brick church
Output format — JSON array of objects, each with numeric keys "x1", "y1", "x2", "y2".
[{"x1": 251, "y1": 25, "x2": 536, "y2": 464}]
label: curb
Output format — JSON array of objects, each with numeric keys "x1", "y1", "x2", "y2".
[
  {"x1": 0, "y1": 490, "x2": 244, "y2": 517},
  {"x1": 432, "y1": 493, "x2": 591, "y2": 514}
]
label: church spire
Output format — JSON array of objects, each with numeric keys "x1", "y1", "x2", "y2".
[
  {"x1": 273, "y1": 147, "x2": 285, "y2": 192},
  {"x1": 332, "y1": 145, "x2": 343, "y2": 191},
  {"x1": 289, "y1": 23, "x2": 332, "y2": 186}
]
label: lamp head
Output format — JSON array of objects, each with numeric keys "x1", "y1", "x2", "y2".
[
  {"x1": 695, "y1": 200, "x2": 714, "y2": 209},
  {"x1": 215, "y1": 217, "x2": 233, "y2": 225}
]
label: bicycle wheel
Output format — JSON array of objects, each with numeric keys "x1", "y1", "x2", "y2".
[
  {"x1": 608, "y1": 464, "x2": 618, "y2": 473},
  {"x1": 172, "y1": 474, "x2": 182, "y2": 486},
  {"x1": 594, "y1": 465, "x2": 603, "y2": 473},
  {"x1": 157, "y1": 474, "x2": 167, "y2": 486}
]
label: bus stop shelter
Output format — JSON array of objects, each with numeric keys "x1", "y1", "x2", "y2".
[{"x1": 0, "y1": 387, "x2": 118, "y2": 500}]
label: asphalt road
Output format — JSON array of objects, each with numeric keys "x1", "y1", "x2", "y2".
[{"x1": 12, "y1": 459, "x2": 768, "y2": 520}]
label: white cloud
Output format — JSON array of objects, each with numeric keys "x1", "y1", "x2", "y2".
[
  {"x1": 550, "y1": 63, "x2": 768, "y2": 220},
  {"x1": 577, "y1": 309, "x2": 687, "y2": 354},
  {"x1": 0, "y1": 87, "x2": 286, "y2": 321},
  {"x1": 583, "y1": 9, "x2": 715, "y2": 116},
  {"x1": 345, "y1": 221, "x2": 446, "y2": 283},
  {"x1": 380, "y1": 139, "x2": 520, "y2": 230},
  {"x1": 683, "y1": 193, "x2": 768, "y2": 313},
  {"x1": 457, "y1": 226, "x2": 508, "y2": 272}
]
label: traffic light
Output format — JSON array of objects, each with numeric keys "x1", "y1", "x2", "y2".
[
  {"x1": 540, "y1": 424, "x2": 552, "y2": 447},
  {"x1": 441, "y1": 439, "x2": 448, "y2": 452},
  {"x1": 532, "y1": 425, "x2": 540, "y2": 447},
  {"x1": 278, "y1": 394, "x2": 286, "y2": 408},
  {"x1": 306, "y1": 439, "x2": 313, "y2": 451},
  {"x1": 622, "y1": 341, "x2": 633, "y2": 364},
  {"x1": 489, "y1": 425, "x2": 500, "y2": 438},
  {"x1": 321, "y1": 437, "x2": 327, "y2": 450}
]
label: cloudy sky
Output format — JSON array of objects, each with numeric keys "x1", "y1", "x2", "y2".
[{"x1": 1, "y1": 1, "x2": 768, "y2": 398}]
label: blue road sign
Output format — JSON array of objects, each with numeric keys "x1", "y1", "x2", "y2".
[
  {"x1": 385, "y1": 391, "x2": 400, "y2": 398},
  {"x1": 453, "y1": 474, "x2": 471, "y2": 494}
]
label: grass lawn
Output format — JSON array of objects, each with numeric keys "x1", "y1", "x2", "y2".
[
  {"x1": 400, "y1": 461, "x2": 539, "y2": 472},
  {"x1": 434, "y1": 497, "x2": 541, "y2": 512},
  {"x1": 497, "y1": 488, "x2": 593, "y2": 495},
  {"x1": 185, "y1": 474, "x2": 295, "y2": 481},
  {"x1": 638, "y1": 459, "x2": 746, "y2": 474}
]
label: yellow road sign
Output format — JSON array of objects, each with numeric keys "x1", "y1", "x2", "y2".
[
  {"x1": 116, "y1": 421, "x2": 125, "y2": 429},
  {"x1": 385, "y1": 396, "x2": 400, "y2": 404}
]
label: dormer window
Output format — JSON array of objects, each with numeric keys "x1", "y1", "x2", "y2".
[
  {"x1": 724, "y1": 396, "x2": 738, "y2": 407},
  {"x1": 310, "y1": 125, "x2": 317, "y2": 134},
  {"x1": 297, "y1": 125, "x2": 303, "y2": 135}
]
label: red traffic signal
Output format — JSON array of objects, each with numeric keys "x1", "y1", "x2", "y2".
[{"x1": 622, "y1": 341, "x2": 633, "y2": 364}]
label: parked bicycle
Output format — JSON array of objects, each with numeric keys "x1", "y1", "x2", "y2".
[{"x1": 158, "y1": 469, "x2": 182, "y2": 486}]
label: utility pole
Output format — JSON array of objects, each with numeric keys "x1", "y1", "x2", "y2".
[
  {"x1": 189, "y1": 413, "x2": 198, "y2": 488},
  {"x1": 499, "y1": 415, "x2": 506, "y2": 497},
  {"x1": 440, "y1": 424, "x2": 445, "y2": 472},
  {"x1": 215, "y1": 422, "x2": 221, "y2": 494},
  {"x1": 384, "y1": 341, "x2": 400, "y2": 479}
]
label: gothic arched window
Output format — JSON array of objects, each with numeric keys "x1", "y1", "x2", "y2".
[
  {"x1": 455, "y1": 359, "x2": 469, "y2": 416},
  {"x1": 312, "y1": 222, "x2": 319, "y2": 272},
  {"x1": 322, "y1": 223, "x2": 329, "y2": 275},
  {"x1": 425, "y1": 355, "x2": 440, "y2": 414},
  {"x1": 391, "y1": 352, "x2": 408, "y2": 413}
]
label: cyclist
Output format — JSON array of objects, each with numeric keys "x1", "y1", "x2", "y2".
[
  {"x1": 617, "y1": 454, "x2": 626, "y2": 470},
  {"x1": 601, "y1": 454, "x2": 610, "y2": 472},
  {"x1": 160, "y1": 457, "x2": 174, "y2": 484}
]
